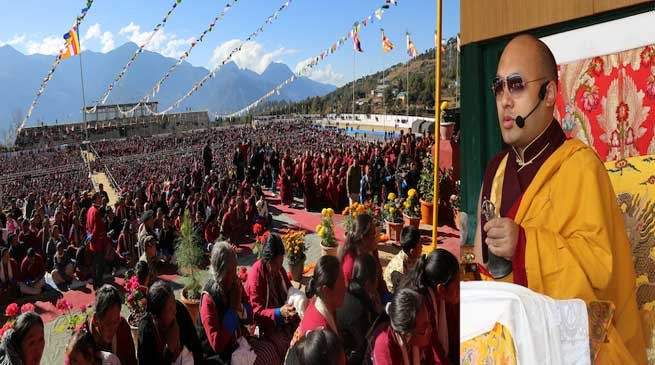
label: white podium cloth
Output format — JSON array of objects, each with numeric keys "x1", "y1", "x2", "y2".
[{"x1": 461, "y1": 281, "x2": 590, "y2": 365}]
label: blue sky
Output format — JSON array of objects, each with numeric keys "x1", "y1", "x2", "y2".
[{"x1": 0, "y1": 0, "x2": 459, "y2": 87}]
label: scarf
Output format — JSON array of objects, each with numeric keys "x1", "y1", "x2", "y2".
[
  {"x1": 313, "y1": 297, "x2": 338, "y2": 335},
  {"x1": 428, "y1": 288, "x2": 449, "y2": 356},
  {"x1": 0, "y1": 262, "x2": 13, "y2": 283},
  {"x1": 393, "y1": 330, "x2": 420, "y2": 365},
  {"x1": 265, "y1": 270, "x2": 288, "y2": 309}
]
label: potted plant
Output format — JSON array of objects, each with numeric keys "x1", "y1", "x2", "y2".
[
  {"x1": 383, "y1": 193, "x2": 404, "y2": 242},
  {"x1": 418, "y1": 153, "x2": 435, "y2": 225},
  {"x1": 176, "y1": 209, "x2": 204, "y2": 322},
  {"x1": 402, "y1": 189, "x2": 422, "y2": 228},
  {"x1": 2, "y1": 302, "x2": 38, "y2": 339},
  {"x1": 341, "y1": 201, "x2": 380, "y2": 233},
  {"x1": 123, "y1": 273, "x2": 148, "y2": 352},
  {"x1": 317, "y1": 208, "x2": 338, "y2": 256},
  {"x1": 252, "y1": 222, "x2": 270, "y2": 259},
  {"x1": 283, "y1": 230, "x2": 307, "y2": 282},
  {"x1": 450, "y1": 179, "x2": 462, "y2": 230}
]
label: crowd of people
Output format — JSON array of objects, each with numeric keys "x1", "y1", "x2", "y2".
[{"x1": 0, "y1": 119, "x2": 456, "y2": 364}]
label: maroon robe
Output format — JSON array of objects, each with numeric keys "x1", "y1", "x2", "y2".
[{"x1": 279, "y1": 155, "x2": 294, "y2": 206}]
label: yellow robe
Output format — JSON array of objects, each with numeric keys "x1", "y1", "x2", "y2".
[{"x1": 495, "y1": 139, "x2": 647, "y2": 364}]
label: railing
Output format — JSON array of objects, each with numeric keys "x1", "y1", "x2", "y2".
[
  {"x1": 86, "y1": 142, "x2": 120, "y2": 193},
  {"x1": 0, "y1": 163, "x2": 87, "y2": 184}
]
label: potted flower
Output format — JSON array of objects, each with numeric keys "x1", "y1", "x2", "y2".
[
  {"x1": 383, "y1": 193, "x2": 404, "y2": 242},
  {"x1": 341, "y1": 201, "x2": 380, "y2": 232},
  {"x1": 418, "y1": 153, "x2": 435, "y2": 225},
  {"x1": 176, "y1": 209, "x2": 204, "y2": 322},
  {"x1": 1, "y1": 302, "x2": 38, "y2": 339},
  {"x1": 283, "y1": 229, "x2": 307, "y2": 282},
  {"x1": 402, "y1": 189, "x2": 422, "y2": 228},
  {"x1": 317, "y1": 208, "x2": 338, "y2": 257},
  {"x1": 54, "y1": 299, "x2": 90, "y2": 334},
  {"x1": 252, "y1": 222, "x2": 270, "y2": 260},
  {"x1": 123, "y1": 274, "x2": 148, "y2": 351}
]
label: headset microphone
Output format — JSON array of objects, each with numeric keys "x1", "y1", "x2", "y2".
[{"x1": 516, "y1": 82, "x2": 548, "y2": 128}]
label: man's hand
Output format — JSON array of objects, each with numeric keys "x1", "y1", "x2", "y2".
[
  {"x1": 280, "y1": 303, "x2": 296, "y2": 318},
  {"x1": 483, "y1": 217, "x2": 520, "y2": 260}
]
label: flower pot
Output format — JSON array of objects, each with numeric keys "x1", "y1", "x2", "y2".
[
  {"x1": 403, "y1": 214, "x2": 421, "y2": 229},
  {"x1": 180, "y1": 288, "x2": 200, "y2": 323},
  {"x1": 129, "y1": 324, "x2": 139, "y2": 356},
  {"x1": 385, "y1": 220, "x2": 404, "y2": 242},
  {"x1": 420, "y1": 199, "x2": 434, "y2": 225},
  {"x1": 289, "y1": 259, "x2": 306, "y2": 282},
  {"x1": 440, "y1": 122, "x2": 455, "y2": 140},
  {"x1": 127, "y1": 312, "x2": 143, "y2": 356},
  {"x1": 320, "y1": 243, "x2": 339, "y2": 257}
]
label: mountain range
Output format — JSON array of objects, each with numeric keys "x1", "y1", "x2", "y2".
[{"x1": 0, "y1": 42, "x2": 335, "y2": 132}]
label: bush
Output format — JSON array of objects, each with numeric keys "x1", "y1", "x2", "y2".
[{"x1": 175, "y1": 210, "x2": 204, "y2": 300}]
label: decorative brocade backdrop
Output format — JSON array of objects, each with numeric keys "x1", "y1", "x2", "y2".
[{"x1": 554, "y1": 43, "x2": 655, "y2": 361}]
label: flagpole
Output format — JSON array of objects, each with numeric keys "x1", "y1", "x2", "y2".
[
  {"x1": 77, "y1": 23, "x2": 88, "y2": 141},
  {"x1": 381, "y1": 29, "x2": 386, "y2": 127},
  {"x1": 406, "y1": 31, "x2": 409, "y2": 119},
  {"x1": 352, "y1": 47, "x2": 355, "y2": 116},
  {"x1": 428, "y1": 0, "x2": 443, "y2": 253}
]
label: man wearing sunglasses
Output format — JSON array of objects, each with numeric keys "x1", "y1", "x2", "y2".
[{"x1": 473, "y1": 34, "x2": 647, "y2": 364}]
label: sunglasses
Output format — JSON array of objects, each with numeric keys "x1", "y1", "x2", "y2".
[{"x1": 491, "y1": 74, "x2": 547, "y2": 97}]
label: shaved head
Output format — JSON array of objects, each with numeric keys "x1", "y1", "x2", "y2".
[
  {"x1": 507, "y1": 34, "x2": 558, "y2": 86},
  {"x1": 495, "y1": 34, "x2": 560, "y2": 149}
]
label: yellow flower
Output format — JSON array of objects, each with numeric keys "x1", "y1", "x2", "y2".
[
  {"x1": 404, "y1": 202, "x2": 410, "y2": 208},
  {"x1": 388, "y1": 193, "x2": 396, "y2": 201},
  {"x1": 390, "y1": 207, "x2": 396, "y2": 214},
  {"x1": 327, "y1": 208, "x2": 334, "y2": 217},
  {"x1": 408, "y1": 189, "x2": 417, "y2": 198},
  {"x1": 321, "y1": 208, "x2": 328, "y2": 217},
  {"x1": 315, "y1": 224, "x2": 322, "y2": 233}
]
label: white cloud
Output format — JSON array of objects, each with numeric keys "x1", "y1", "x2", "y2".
[
  {"x1": 310, "y1": 65, "x2": 344, "y2": 85},
  {"x1": 209, "y1": 39, "x2": 298, "y2": 74},
  {"x1": 119, "y1": 22, "x2": 166, "y2": 50},
  {"x1": 25, "y1": 36, "x2": 63, "y2": 55},
  {"x1": 100, "y1": 32, "x2": 115, "y2": 53},
  {"x1": 119, "y1": 21, "x2": 192, "y2": 58},
  {"x1": 159, "y1": 37, "x2": 194, "y2": 58},
  {"x1": 83, "y1": 23, "x2": 101, "y2": 41},
  {"x1": 80, "y1": 23, "x2": 115, "y2": 53},
  {"x1": 293, "y1": 57, "x2": 313, "y2": 74},
  {"x1": 294, "y1": 58, "x2": 343, "y2": 85},
  {"x1": 0, "y1": 34, "x2": 26, "y2": 47}
]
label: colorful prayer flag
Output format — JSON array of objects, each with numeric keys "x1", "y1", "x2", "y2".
[
  {"x1": 375, "y1": 8, "x2": 382, "y2": 20},
  {"x1": 354, "y1": 33, "x2": 363, "y2": 52},
  {"x1": 60, "y1": 25, "x2": 81, "y2": 60},
  {"x1": 381, "y1": 31, "x2": 394, "y2": 52},
  {"x1": 406, "y1": 33, "x2": 418, "y2": 58}
]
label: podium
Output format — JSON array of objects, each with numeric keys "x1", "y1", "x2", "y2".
[{"x1": 460, "y1": 281, "x2": 592, "y2": 365}]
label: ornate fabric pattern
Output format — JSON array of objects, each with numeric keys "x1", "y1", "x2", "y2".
[
  {"x1": 587, "y1": 301, "x2": 615, "y2": 363},
  {"x1": 460, "y1": 322, "x2": 517, "y2": 365},
  {"x1": 554, "y1": 43, "x2": 655, "y2": 362},
  {"x1": 556, "y1": 44, "x2": 655, "y2": 163}
]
